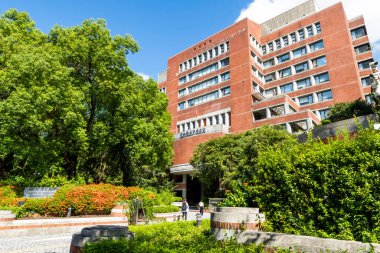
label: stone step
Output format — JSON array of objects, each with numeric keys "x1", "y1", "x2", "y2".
[{"x1": 0, "y1": 210, "x2": 13, "y2": 215}]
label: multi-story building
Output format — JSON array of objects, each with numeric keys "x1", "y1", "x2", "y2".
[{"x1": 158, "y1": 0, "x2": 374, "y2": 202}]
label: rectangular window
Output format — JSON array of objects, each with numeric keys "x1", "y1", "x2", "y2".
[
  {"x1": 299, "y1": 94, "x2": 313, "y2": 105},
  {"x1": 179, "y1": 76, "x2": 187, "y2": 85},
  {"x1": 188, "y1": 90, "x2": 219, "y2": 107},
  {"x1": 180, "y1": 64, "x2": 183, "y2": 72},
  {"x1": 283, "y1": 36, "x2": 289, "y2": 46},
  {"x1": 178, "y1": 102, "x2": 186, "y2": 110},
  {"x1": 293, "y1": 46, "x2": 307, "y2": 58},
  {"x1": 193, "y1": 57, "x2": 197, "y2": 66},
  {"x1": 277, "y1": 53, "x2": 290, "y2": 63},
  {"x1": 275, "y1": 39, "x2": 281, "y2": 49},
  {"x1": 351, "y1": 26, "x2": 367, "y2": 40},
  {"x1": 221, "y1": 72, "x2": 230, "y2": 81},
  {"x1": 315, "y1": 22, "x2": 321, "y2": 34},
  {"x1": 298, "y1": 29, "x2": 305, "y2": 40},
  {"x1": 226, "y1": 41, "x2": 230, "y2": 51},
  {"x1": 365, "y1": 94, "x2": 372, "y2": 104},
  {"x1": 188, "y1": 76, "x2": 218, "y2": 94},
  {"x1": 309, "y1": 40, "x2": 324, "y2": 52},
  {"x1": 294, "y1": 62, "x2": 309, "y2": 73},
  {"x1": 358, "y1": 59, "x2": 373, "y2": 71},
  {"x1": 262, "y1": 45, "x2": 267, "y2": 55},
  {"x1": 317, "y1": 89, "x2": 332, "y2": 101},
  {"x1": 220, "y1": 58, "x2": 230, "y2": 67},
  {"x1": 264, "y1": 73, "x2": 276, "y2": 83},
  {"x1": 290, "y1": 32, "x2": 297, "y2": 43},
  {"x1": 268, "y1": 42, "x2": 274, "y2": 52},
  {"x1": 263, "y1": 58, "x2": 275, "y2": 68},
  {"x1": 221, "y1": 86, "x2": 231, "y2": 96},
  {"x1": 214, "y1": 47, "x2": 219, "y2": 57},
  {"x1": 296, "y1": 78, "x2": 311, "y2": 89},
  {"x1": 355, "y1": 43, "x2": 371, "y2": 55},
  {"x1": 178, "y1": 89, "x2": 186, "y2": 97},
  {"x1": 361, "y1": 76, "x2": 372, "y2": 87},
  {"x1": 203, "y1": 52, "x2": 208, "y2": 61},
  {"x1": 280, "y1": 83, "x2": 293, "y2": 94},
  {"x1": 198, "y1": 55, "x2": 202, "y2": 64},
  {"x1": 319, "y1": 108, "x2": 330, "y2": 120},
  {"x1": 312, "y1": 56, "x2": 327, "y2": 68},
  {"x1": 279, "y1": 67, "x2": 292, "y2": 78},
  {"x1": 314, "y1": 72, "x2": 330, "y2": 84},
  {"x1": 189, "y1": 63, "x2": 218, "y2": 81},
  {"x1": 307, "y1": 26, "x2": 314, "y2": 37},
  {"x1": 265, "y1": 88, "x2": 277, "y2": 98}
]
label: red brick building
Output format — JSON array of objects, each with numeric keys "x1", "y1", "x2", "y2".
[{"x1": 158, "y1": 0, "x2": 374, "y2": 202}]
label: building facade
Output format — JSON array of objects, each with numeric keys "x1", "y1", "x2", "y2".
[{"x1": 158, "y1": 0, "x2": 374, "y2": 202}]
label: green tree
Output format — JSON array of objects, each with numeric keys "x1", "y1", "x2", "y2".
[{"x1": 323, "y1": 99, "x2": 373, "y2": 124}]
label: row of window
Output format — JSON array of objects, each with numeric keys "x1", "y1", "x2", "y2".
[
  {"x1": 351, "y1": 26, "x2": 367, "y2": 40},
  {"x1": 179, "y1": 57, "x2": 230, "y2": 85},
  {"x1": 298, "y1": 89, "x2": 332, "y2": 106},
  {"x1": 262, "y1": 40, "x2": 324, "y2": 69},
  {"x1": 178, "y1": 71, "x2": 230, "y2": 97},
  {"x1": 179, "y1": 41, "x2": 230, "y2": 73},
  {"x1": 262, "y1": 55, "x2": 327, "y2": 83},
  {"x1": 178, "y1": 86, "x2": 231, "y2": 110},
  {"x1": 250, "y1": 22, "x2": 321, "y2": 56},
  {"x1": 177, "y1": 111, "x2": 230, "y2": 133}
]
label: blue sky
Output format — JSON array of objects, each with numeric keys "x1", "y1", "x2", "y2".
[{"x1": 0, "y1": 0, "x2": 251, "y2": 80}]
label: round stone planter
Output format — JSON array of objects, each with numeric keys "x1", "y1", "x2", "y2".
[{"x1": 211, "y1": 207, "x2": 265, "y2": 241}]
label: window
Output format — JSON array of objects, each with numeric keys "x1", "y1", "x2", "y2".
[
  {"x1": 188, "y1": 77, "x2": 218, "y2": 94},
  {"x1": 263, "y1": 58, "x2": 275, "y2": 68},
  {"x1": 221, "y1": 72, "x2": 230, "y2": 81},
  {"x1": 264, "y1": 73, "x2": 276, "y2": 83},
  {"x1": 221, "y1": 86, "x2": 230, "y2": 96},
  {"x1": 226, "y1": 41, "x2": 230, "y2": 51},
  {"x1": 299, "y1": 94, "x2": 313, "y2": 105},
  {"x1": 189, "y1": 63, "x2": 218, "y2": 81},
  {"x1": 220, "y1": 58, "x2": 230, "y2": 67},
  {"x1": 203, "y1": 52, "x2": 208, "y2": 61},
  {"x1": 298, "y1": 29, "x2": 305, "y2": 40},
  {"x1": 312, "y1": 56, "x2": 327, "y2": 68},
  {"x1": 198, "y1": 55, "x2": 202, "y2": 64},
  {"x1": 214, "y1": 46, "x2": 219, "y2": 57},
  {"x1": 317, "y1": 89, "x2": 332, "y2": 101},
  {"x1": 178, "y1": 102, "x2": 186, "y2": 110},
  {"x1": 315, "y1": 22, "x2": 321, "y2": 34},
  {"x1": 279, "y1": 67, "x2": 292, "y2": 78},
  {"x1": 310, "y1": 40, "x2": 324, "y2": 52},
  {"x1": 365, "y1": 94, "x2": 372, "y2": 104},
  {"x1": 361, "y1": 76, "x2": 372, "y2": 87},
  {"x1": 275, "y1": 39, "x2": 281, "y2": 49},
  {"x1": 355, "y1": 43, "x2": 371, "y2": 55},
  {"x1": 220, "y1": 44, "x2": 225, "y2": 54},
  {"x1": 265, "y1": 87, "x2": 277, "y2": 97},
  {"x1": 180, "y1": 64, "x2": 183, "y2": 72},
  {"x1": 283, "y1": 36, "x2": 289, "y2": 46},
  {"x1": 262, "y1": 45, "x2": 267, "y2": 55},
  {"x1": 290, "y1": 32, "x2": 297, "y2": 43},
  {"x1": 319, "y1": 109, "x2": 330, "y2": 120},
  {"x1": 296, "y1": 78, "x2": 311, "y2": 89},
  {"x1": 314, "y1": 72, "x2": 330, "y2": 84},
  {"x1": 358, "y1": 59, "x2": 373, "y2": 71},
  {"x1": 179, "y1": 76, "x2": 187, "y2": 84},
  {"x1": 293, "y1": 46, "x2": 307, "y2": 58},
  {"x1": 277, "y1": 53, "x2": 290, "y2": 63},
  {"x1": 351, "y1": 26, "x2": 367, "y2": 40},
  {"x1": 307, "y1": 26, "x2": 314, "y2": 37},
  {"x1": 268, "y1": 42, "x2": 274, "y2": 52},
  {"x1": 193, "y1": 57, "x2": 197, "y2": 66},
  {"x1": 188, "y1": 90, "x2": 219, "y2": 107},
  {"x1": 178, "y1": 89, "x2": 186, "y2": 97},
  {"x1": 280, "y1": 83, "x2": 293, "y2": 93},
  {"x1": 294, "y1": 62, "x2": 309, "y2": 73}
]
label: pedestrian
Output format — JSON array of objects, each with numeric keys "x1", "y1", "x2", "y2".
[
  {"x1": 181, "y1": 199, "x2": 189, "y2": 220},
  {"x1": 199, "y1": 200, "x2": 204, "y2": 215}
]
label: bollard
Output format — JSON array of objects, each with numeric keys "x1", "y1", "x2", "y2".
[
  {"x1": 67, "y1": 207, "x2": 72, "y2": 217},
  {"x1": 196, "y1": 213, "x2": 202, "y2": 227}
]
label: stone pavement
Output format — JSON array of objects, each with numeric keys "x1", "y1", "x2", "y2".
[{"x1": 0, "y1": 211, "x2": 210, "y2": 253}]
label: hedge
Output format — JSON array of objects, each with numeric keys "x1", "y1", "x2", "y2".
[{"x1": 152, "y1": 205, "x2": 180, "y2": 213}]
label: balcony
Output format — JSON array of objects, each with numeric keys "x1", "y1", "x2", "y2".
[{"x1": 174, "y1": 124, "x2": 229, "y2": 140}]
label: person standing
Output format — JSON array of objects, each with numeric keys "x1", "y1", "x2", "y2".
[
  {"x1": 199, "y1": 200, "x2": 204, "y2": 215},
  {"x1": 181, "y1": 199, "x2": 189, "y2": 220}
]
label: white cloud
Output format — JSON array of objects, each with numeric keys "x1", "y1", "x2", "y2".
[
  {"x1": 237, "y1": 0, "x2": 380, "y2": 55},
  {"x1": 137, "y1": 72, "x2": 150, "y2": 81}
]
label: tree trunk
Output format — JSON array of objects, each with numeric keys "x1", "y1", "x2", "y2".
[{"x1": 64, "y1": 153, "x2": 78, "y2": 179}]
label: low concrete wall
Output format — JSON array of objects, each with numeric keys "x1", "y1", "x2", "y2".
[{"x1": 237, "y1": 231, "x2": 380, "y2": 253}]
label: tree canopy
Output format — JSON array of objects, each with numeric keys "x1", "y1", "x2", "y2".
[{"x1": 0, "y1": 9, "x2": 173, "y2": 187}]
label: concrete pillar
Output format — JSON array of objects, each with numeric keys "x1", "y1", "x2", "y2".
[
  {"x1": 294, "y1": 97, "x2": 300, "y2": 106},
  {"x1": 224, "y1": 42, "x2": 228, "y2": 52},
  {"x1": 310, "y1": 76, "x2": 316, "y2": 86},
  {"x1": 313, "y1": 93, "x2": 318, "y2": 103},
  {"x1": 306, "y1": 118, "x2": 313, "y2": 130},
  {"x1": 284, "y1": 103, "x2": 290, "y2": 114},
  {"x1": 225, "y1": 112, "x2": 230, "y2": 127},
  {"x1": 206, "y1": 117, "x2": 211, "y2": 126},
  {"x1": 182, "y1": 174, "x2": 187, "y2": 200},
  {"x1": 315, "y1": 110, "x2": 322, "y2": 119},
  {"x1": 286, "y1": 122, "x2": 292, "y2": 133},
  {"x1": 218, "y1": 45, "x2": 222, "y2": 55},
  {"x1": 266, "y1": 108, "x2": 271, "y2": 118},
  {"x1": 312, "y1": 23, "x2": 318, "y2": 35},
  {"x1": 276, "y1": 86, "x2": 281, "y2": 96},
  {"x1": 292, "y1": 81, "x2": 297, "y2": 91},
  {"x1": 219, "y1": 114, "x2": 223, "y2": 125}
]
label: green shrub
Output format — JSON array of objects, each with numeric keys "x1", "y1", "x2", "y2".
[
  {"x1": 326, "y1": 99, "x2": 373, "y2": 123},
  {"x1": 22, "y1": 198, "x2": 52, "y2": 216},
  {"x1": 0, "y1": 186, "x2": 17, "y2": 206},
  {"x1": 83, "y1": 220, "x2": 294, "y2": 253},
  {"x1": 152, "y1": 189, "x2": 181, "y2": 206},
  {"x1": 152, "y1": 205, "x2": 180, "y2": 213}
]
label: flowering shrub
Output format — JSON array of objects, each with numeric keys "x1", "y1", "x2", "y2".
[{"x1": 0, "y1": 186, "x2": 17, "y2": 206}]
